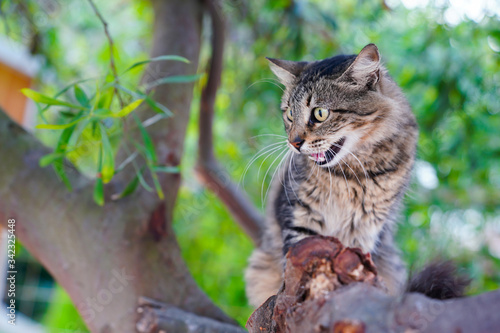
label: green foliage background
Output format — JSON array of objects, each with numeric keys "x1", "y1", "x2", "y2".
[{"x1": 2, "y1": 0, "x2": 500, "y2": 329}]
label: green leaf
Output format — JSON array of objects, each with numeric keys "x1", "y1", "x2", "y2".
[
  {"x1": 97, "y1": 87, "x2": 114, "y2": 109},
  {"x1": 113, "y1": 99, "x2": 144, "y2": 118},
  {"x1": 144, "y1": 74, "x2": 203, "y2": 90},
  {"x1": 90, "y1": 108, "x2": 114, "y2": 118},
  {"x1": 144, "y1": 94, "x2": 171, "y2": 115},
  {"x1": 137, "y1": 167, "x2": 154, "y2": 192},
  {"x1": 21, "y1": 88, "x2": 86, "y2": 110},
  {"x1": 150, "y1": 166, "x2": 164, "y2": 200},
  {"x1": 39, "y1": 153, "x2": 65, "y2": 167},
  {"x1": 123, "y1": 55, "x2": 190, "y2": 74},
  {"x1": 134, "y1": 115, "x2": 157, "y2": 164},
  {"x1": 111, "y1": 172, "x2": 140, "y2": 200},
  {"x1": 114, "y1": 84, "x2": 172, "y2": 116},
  {"x1": 55, "y1": 121, "x2": 79, "y2": 154},
  {"x1": 152, "y1": 165, "x2": 180, "y2": 173},
  {"x1": 39, "y1": 79, "x2": 94, "y2": 114},
  {"x1": 59, "y1": 111, "x2": 78, "y2": 118},
  {"x1": 74, "y1": 85, "x2": 89, "y2": 107},
  {"x1": 99, "y1": 124, "x2": 115, "y2": 184},
  {"x1": 52, "y1": 160, "x2": 72, "y2": 191},
  {"x1": 93, "y1": 177, "x2": 104, "y2": 206},
  {"x1": 36, "y1": 117, "x2": 85, "y2": 130}
]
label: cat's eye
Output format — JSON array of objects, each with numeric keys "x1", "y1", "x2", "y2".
[
  {"x1": 313, "y1": 107, "x2": 329, "y2": 122},
  {"x1": 286, "y1": 107, "x2": 293, "y2": 122}
]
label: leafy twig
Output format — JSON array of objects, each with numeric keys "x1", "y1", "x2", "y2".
[{"x1": 86, "y1": 0, "x2": 125, "y2": 108}]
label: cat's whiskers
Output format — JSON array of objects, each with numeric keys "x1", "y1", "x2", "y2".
[
  {"x1": 332, "y1": 142, "x2": 368, "y2": 181},
  {"x1": 269, "y1": 150, "x2": 293, "y2": 206},
  {"x1": 247, "y1": 78, "x2": 285, "y2": 92},
  {"x1": 283, "y1": 156, "x2": 294, "y2": 206},
  {"x1": 332, "y1": 150, "x2": 351, "y2": 197},
  {"x1": 286, "y1": 153, "x2": 301, "y2": 202},
  {"x1": 328, "y1": 159, "x2": 333, "y2": 207},
  {"x1": 257, "y1": 143, "x2": 287, "y2": 180},
  {"x1": 261, "y1": 146, "x2": 289, "y2": 208},
  {"x1": 250, "y1": 134, "x2": 287, "y2": 140},
  {"x1": 337, "y1": 154, "x2": 363, "y2": 188},
  {"x1": 287, "y1": 153, "x2": 301, "y2": 189},
  {"x1": 240, "y1": 141, "x2": 287, "y2": 188}
]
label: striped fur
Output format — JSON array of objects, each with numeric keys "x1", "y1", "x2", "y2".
[{"x1": 245, "y1": 44, "x2": 418, "y2": 307}]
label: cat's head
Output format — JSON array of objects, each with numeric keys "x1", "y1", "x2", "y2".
[{"x1": 268, "y1": 43, "x2": 406, "y2": 168}]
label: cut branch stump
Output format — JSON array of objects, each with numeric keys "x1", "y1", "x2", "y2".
[{"x1": 246, "y1": 236, "x2": 500, "y2": 333}]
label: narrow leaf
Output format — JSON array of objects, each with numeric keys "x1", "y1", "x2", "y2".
[
  {"x1": 113, "y1": 99, "x2": 144, "y2": 118},
  {"x1": 114, "y1": 84, "x2": 172, "y2": 116},
  {"x1": 152, "y1": 165, "x2": 180, "y2": 173},
  {"x1": 93, "y1": 177, "x2": 104, "y2": 206},
  {"x1": 111, "y1": 173, "x2": 140, "y2": 200},
  {"x1": 39, "y1": 153, "x2": 65, "y2": 167},
  {"x1": 55, "y1": 123, "x2": 78, "y2": 154},
  {"x1": 144, "y1": 74, "x2": 203, "y2": 90},
  {"x1": 134, "y1": 115, "x2": 157, "y2": 164},
  {"x1": 21, "y1": 88, "x2": 86, "y2": 110},
  {"x1": 150, "y1": 166, "x2": 164, "y2": 200},
  {"x1": 97, "y1": 87, "x2": 114, "y2": 109},
  {"x1": 99, "y1": 124, "x2": 115, "y2": 184},
  {"x1": 53, "y1": 160, "x2": 72, "y2": 190},
  {"x1": 36, "y1": 117, "x2": 84, "y2": 130},
  {"x1": 74, "y1": 85, "x2": 89, "y2": 107},
  {"x1": 123, "y1": 55, "x2": 190, "y2": 74}
]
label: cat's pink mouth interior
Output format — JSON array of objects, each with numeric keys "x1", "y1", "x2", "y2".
[
  {"x1": 311, "y1": 152, "x2": 326, "y2": 162},
  {"x1": 308, "y1": 137, "x2": 346, "y2": 165}
]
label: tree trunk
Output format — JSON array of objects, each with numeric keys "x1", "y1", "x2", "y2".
[{"x1": 0, "y1": 0, "x2": 240, "y2": 332}]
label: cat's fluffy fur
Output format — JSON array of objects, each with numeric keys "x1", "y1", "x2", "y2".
[{"x1": 245, "y1": 44, "x2": 419, "y2": 307}]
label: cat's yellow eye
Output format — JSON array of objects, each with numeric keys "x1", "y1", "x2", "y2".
[
  {"x1": 313, "y1": 107, "x2": 329, "y2": 122},
  {"x1": 286, "y1": 107, "x2": 293, "y2": 122}
]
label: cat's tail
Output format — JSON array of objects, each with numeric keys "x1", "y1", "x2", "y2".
[{"x1": 406, "y1": 260, "x2": 470, "y2": 300}]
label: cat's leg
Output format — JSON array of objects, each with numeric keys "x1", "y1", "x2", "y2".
[
  {"x1": 371, "y1": 240, "x2": 407, "y2": 295},
  {"x1": 245, "y1": 247, "x2": 283, "y2": 307}
]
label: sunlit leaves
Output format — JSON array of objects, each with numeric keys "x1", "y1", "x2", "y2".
[
  {"x1": 21, "y1": 89, "x2": 85, "y2": 110},
  {"x1": 23, "y1": 55, "x2": 187, "y2": 205},
  {"x1": 99, "y1": 124, "x2": 115, "y2": 184}
]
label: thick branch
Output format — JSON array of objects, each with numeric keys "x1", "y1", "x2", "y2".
[
  {"x1": 247, "y1": 236, "x2": 500, "y2": 333},
  {"x1": 137, "y1": 297, "x2": 246, "y2": 333},
  {"x1": 0, "y1": 0, "x2": 237, "y2": 331},
  {"x1": 196, "y1": 0, "x2": 263, "y2": 244}
]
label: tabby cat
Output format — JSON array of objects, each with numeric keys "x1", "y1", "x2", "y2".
[{"x1": 245, "y1": 43, "x2": 419, "y2": 307}]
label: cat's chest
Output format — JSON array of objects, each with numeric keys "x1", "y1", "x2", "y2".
[
  {"x1": 292, "y1": 174, "x2": 388, "y2": 252},
  {"x1": 296, "y1": 177, "x2": 357, "y2": 232}
]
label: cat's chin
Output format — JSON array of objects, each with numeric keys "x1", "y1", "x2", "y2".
[{"x1": 308, "y1": 137, "x2": 346, "y2": 166}]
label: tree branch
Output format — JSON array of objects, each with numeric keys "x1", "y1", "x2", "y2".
[
  {"x1": 137, "y1": 297, "x2": 246, "y2": 333},
  {"x1": 247, "y1": 236, "x2": 500, "y2": 332},
  {"x1": 196, "y1": 0, "x2": 263, "y2": 245}
]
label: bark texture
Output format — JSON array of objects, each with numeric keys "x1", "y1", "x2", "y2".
[
  {"x1": 246, "y1": 236, "x2": 500, "y2": 333},
  {"x1": 136, "y1": 297, "x2": 246, "y2": 333}
]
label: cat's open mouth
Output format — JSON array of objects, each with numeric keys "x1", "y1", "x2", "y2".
[{"x1": 308, "y1": 137, "x2": 346, "y2": 165}]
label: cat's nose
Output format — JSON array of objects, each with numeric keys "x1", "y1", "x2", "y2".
[{"x1": 290, "y1": 136, "x2": 305, "y2": 151}]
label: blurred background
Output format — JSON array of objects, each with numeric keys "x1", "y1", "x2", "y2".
[{"x1": 0, "y1": 0, "x2": 499, "y2": 331}]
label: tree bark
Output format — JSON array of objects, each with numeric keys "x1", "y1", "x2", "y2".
[
  {"x1": 246, "y1": 236, "x2": 500, "y2": 333},
  {"x1": 0, "y1": 0, "x2": 240, "y2": 332},
  {"x1": 195, "y1": 0, "x2": 263, "y2": 245},
  {"x1": 136, "y1": 297, "x2": 246, "y2": 333}
]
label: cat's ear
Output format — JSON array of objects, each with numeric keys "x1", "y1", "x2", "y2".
[
  {"x1": 266, "y1": 58, "x2": 307, "y2": 85},
  {"x1": 340, "y1": 44, "x2": 381, "y2": 87}
]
